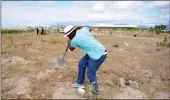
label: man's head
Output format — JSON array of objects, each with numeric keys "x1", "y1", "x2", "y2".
[{"x1": 63, "y1": 25, "x2": 78, "y2": 39}]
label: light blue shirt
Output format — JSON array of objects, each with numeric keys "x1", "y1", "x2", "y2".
[{"x1": 71, "y1": 27, "x2": 106, "y2": 60}]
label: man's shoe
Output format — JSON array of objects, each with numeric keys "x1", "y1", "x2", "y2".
[{"x1": 72, "y1": 83, "x2": 85, "y2": 88}]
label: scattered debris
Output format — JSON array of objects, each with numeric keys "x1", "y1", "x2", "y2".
[
  {"x1": 28, "y1": 49, "x2": 40, "y2": 53},
  {"x1": 58, "y1": 75, "x2": 62, "y2": 80},
  {"x1": 119, "y1": 78, "x2": 125, "y2": 88},
  {"x1": 124, "y1": 42, "x2": 129, "y2": 46},
  {"x1": 112, "y1": 44, "x2": 119, "y2": 48}
]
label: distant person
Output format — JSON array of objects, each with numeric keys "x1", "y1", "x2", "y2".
[
  {"x1": 62, "y1": 25, "x2": 107, "y2": 96},
  {"x1": 36, "y1": 27, "x2": 39, "y2": 35},
  {"x1": 110, "y1": 29, "x2": 112, "y2": 35},
  {"x1": 41, "y1": 27, "x2": 44, "y2": 35}
]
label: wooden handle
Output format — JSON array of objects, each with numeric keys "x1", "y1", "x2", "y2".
[{"x1": 65, "y1": 43, "x2": 69, "y2": 52}]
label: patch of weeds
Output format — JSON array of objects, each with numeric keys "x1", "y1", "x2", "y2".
[
  {"x1": 2, "y1": 29, "x2": 23, "y2": 34},
  {"x1": 24, "y1": 56, "x2": 37, "y2": 61},
  {"x1": 48, "y1": 36, "x2": 65, "y2": 44},
  {"x1": 85, "y1": 84, "x2": 99, "y2": 99},
  {"x1": 46, "y1": 92, "x2": 52, "y2": 98},
  {"x1": 156, "y1": 37, "x2": 170, "y2": 48},
  {"x1": 23, "y1": 93, "x2": 33, "y2": 99},
  {"x1": 55, "y1": 53, "x2": 60, "y2": 58},
  {"x1": 7, "y1": 36, "x2": 14, "y2": 48},
  {"x1": 95, "y1": 96, "x2": 107, "y2": 100},
  {"x1": 24, "y1": 56, "x2": 30, "y2": 60},
  {"x1": 139, "y1": 87, "x2": 153, "y2": 99}
]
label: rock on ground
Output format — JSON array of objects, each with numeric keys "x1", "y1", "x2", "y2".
[
  {"x1": 129, "y1": 80, "x2": 139, "y2": 89},
  {"x1": 113, "y1": 86, "x2": 149, "y2": 99}
]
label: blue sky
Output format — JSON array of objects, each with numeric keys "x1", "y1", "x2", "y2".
[{"x1": 1, "y1": 1, "x2": 170, "y2": 28}]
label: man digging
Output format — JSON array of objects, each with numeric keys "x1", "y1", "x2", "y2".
[{"x1": 62, "y1": 25, "x2": 107, "y2": 96}]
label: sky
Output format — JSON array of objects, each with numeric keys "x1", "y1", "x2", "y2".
[{"x1": 1, "y1": 1, "x2": 170, "y2": 28}]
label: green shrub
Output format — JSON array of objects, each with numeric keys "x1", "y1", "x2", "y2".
[
  {"x1": 155, "y1": 30, "x2": 161, "y2": 35},
  {"x1": 1, "y1": 29, "x2": 23, "y2": 34}
]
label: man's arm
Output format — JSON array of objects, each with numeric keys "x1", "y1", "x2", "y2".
[
  {"x1": 68, "y1": 39, "x2": 75, "y2": 51},
  {"x1": 77, "y1": 26, "x2": 92, "y2": 32}
]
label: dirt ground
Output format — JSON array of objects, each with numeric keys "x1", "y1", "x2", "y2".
[{"x1": 1, "y1": 30, "x2": 170, "y2": 99}]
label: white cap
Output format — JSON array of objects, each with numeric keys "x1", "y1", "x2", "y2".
[{"x1": 63, "y1": 25, "x2": 77, "y2": 37}]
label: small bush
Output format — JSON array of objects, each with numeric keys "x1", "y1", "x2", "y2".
[
  {"x1": 155, "y1": 30, "x2": 161, "y2": 35},
  {"x1": 156, "y1": 37, "x2": 170, "y2": 48}
]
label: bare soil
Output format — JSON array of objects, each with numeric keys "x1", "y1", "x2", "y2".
[{"x1": 1, "y1": 31, "x2": 170, "y2": 99}]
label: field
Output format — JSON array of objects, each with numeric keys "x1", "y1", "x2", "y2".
[{"x1": 1, "y1": 29, "x2": 170, "y2": 99}]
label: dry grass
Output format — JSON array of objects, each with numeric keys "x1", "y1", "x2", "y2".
[
  {"x1": 1, "y1": 31, "x2": 170, "y2": 99},
  {"x1": 139, "y1": 86, "x2": 153, "y2": 99},
  {"x1": 156, "y1": 37, "x2": 170, "y2": 47},
  {"x1": 48, "y1": 36, "x2": 65, "y2": 44},
  {"x1": 85, "y1": 84, "x2": 97, "y2": 99}
]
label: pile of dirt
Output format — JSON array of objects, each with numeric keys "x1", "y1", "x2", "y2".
[{"x1": 113, "y1": 86, "x2": 149, "y2": 99}]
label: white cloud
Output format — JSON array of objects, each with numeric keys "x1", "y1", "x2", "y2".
[
  {"x1": 2, "y1": 5, "x2": 95, "y2": 27},
  {"x1": 1, "y1": 1, "x2": 169, "y2": 27},
  {"x1": 38, "y1": 1, "x2": 56, "y2": 5},
  {"x1": 90, "y1": 1, "x2": 145, "y2": 22},
  {"x1": 92, "y1": 2, "x2": 105, "y2": 13},
  {"x1": 72, "y1": 1, "x2": 97, "y2": 5},
  {"x1": 88, "y1": 13, "x2": 112, "y2": 20},
  {"x1": 111, "y1": 1, "x2": 144, "y2": 12},
  {"x1": 147, "y1": 1, "x2": 170, "y2": 8}
]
